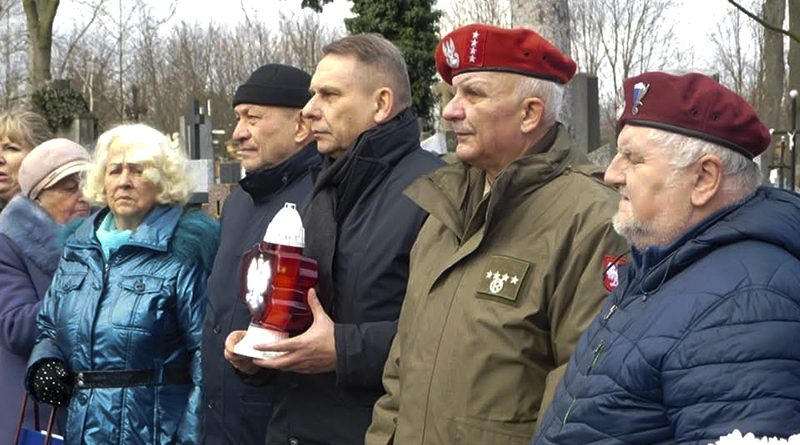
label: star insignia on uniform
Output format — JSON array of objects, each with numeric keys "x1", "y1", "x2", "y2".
[
  {"x1": 486, "y1": 270, "x2": 494, "y2": 279},
  {"x1": 510, "y1": 275, "x2": 519, "y2": 285}
]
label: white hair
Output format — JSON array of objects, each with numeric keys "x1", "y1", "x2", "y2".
[
  {"x1": 514, "y1": 77, "x2": 564, "y2": 127},
  {"x1": 84, "y1": 123, "x2": 192, "y2": 206},
  {"x1": 647, "y1": 127, "x2": 760, "y2": 200}
]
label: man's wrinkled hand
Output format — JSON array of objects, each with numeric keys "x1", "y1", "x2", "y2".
[
  {"x1": 224, "y1": 330, "x2": 260, "y2": 375},
  {"x1": 251, "y1": 288, "x2": 337, "y2": 374}
]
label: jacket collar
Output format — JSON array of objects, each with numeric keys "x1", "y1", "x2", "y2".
[
  {"x1": 239, "y1": 143, "x2": 321, "y2": 202},
  {"x1": 312, "y1": 107, "x2": 421, "y2": 221},
  {"x1": 0, "y1": 195, "x2": 62, "y2": 274},
  {"x1": 631, "y1": 187, "x2": 800, "y2": 295},
  {"x1": 71, "y1": 205, "x2": 182, "y2": 254},
  {"x1": 406, "y1": 123, "x2": 573, "y2": 239}
]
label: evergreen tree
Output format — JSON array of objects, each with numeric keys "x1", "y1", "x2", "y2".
[{"x1": 302, "y1": 0, "x2": 441, "y2": 130}]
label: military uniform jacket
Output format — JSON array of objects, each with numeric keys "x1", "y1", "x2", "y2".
[{"x1": 366, "y1": 125, "x2": 629, "y2": 445}]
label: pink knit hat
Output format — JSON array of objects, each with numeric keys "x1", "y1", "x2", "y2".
[{"x1": 19, "y1": 138, "x2": 91, "y2": 199}]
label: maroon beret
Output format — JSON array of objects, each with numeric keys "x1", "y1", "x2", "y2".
[
  {"x1": 435, "y1": 24, "x2": 577, "y2": 85},
  {"x1": 617, "y1": 71, "x2": 770, "y2": 159}
]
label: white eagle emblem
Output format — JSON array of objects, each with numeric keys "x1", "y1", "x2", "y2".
[{"x1": 443, "y1": 38, "x2": 460, "y2": 69}]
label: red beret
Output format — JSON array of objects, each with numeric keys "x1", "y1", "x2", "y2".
[
  {"x1": 435, "y1": 24, "x2": 577, "y2": 85},
  {"x1": 617, "y1": 71, "x2": 770, "y2": 159}
]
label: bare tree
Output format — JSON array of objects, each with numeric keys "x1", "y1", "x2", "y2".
[
  {"x1": 22, "y1": 0, "x2": 59, "y2": 90},
  {"x1": 569, "y1": 0, "x2": 682, "y2": 143},
  {"x1": 54, "y1": 0, "x2": 109, "y2": 79},
  {"x1": 30, "y1": 0, "x2": 339, "y2": 148},
  {"x1": 727, "y1": 0, "x2": 798, "y2": 43},
  {"x1": 0, "y1": 0, "x2": 27, "y2": 107},
  {"x1": 440, "y1": 0, "x2": 511, "y2": 33},
  {"x1": 789, "y1": 0, "x2": 799, "y2": 97},
  {"x1": 570, "y1": 0, "x2": 602, "y2": 74},
  {"x1": 709, "y1": 4, "x2": 762, "y2": 104},
  {"x1": 756, "y1": 0, "x2": 786, "y2": 182},
  {"x1": 278, "y1": 11, "x2": 341, "y2": 74}
]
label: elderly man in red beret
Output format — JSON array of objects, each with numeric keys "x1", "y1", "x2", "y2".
[
  {"x1": 366, "y1": 24, "x2": 627, "y2": 445},
  {"x1": 533, "y1": 72, "x2": 800, "y2": 444}
]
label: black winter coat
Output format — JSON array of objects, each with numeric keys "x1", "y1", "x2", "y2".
[
  {"x1": 264, "y1": 109, "x2": 444, "y2": 445},
  {"x1": 202, "y1": 145, "x2": 321, "y2": 445}
]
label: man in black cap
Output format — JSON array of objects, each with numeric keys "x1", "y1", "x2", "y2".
[{"x1": 202, "y1": 63, "x2": 320, "y2": 445}]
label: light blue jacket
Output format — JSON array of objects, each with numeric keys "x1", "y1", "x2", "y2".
[{"x1": 28, "y1": 206, "x2": 219, "y2": 445}]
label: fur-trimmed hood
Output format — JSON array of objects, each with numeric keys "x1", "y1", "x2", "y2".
[
  {"x1": 171, "y1": 208, "x2": 220, "y2": 274},
  {"x1": 0, "y1": 195, "x2": 61, "y2": 275}
]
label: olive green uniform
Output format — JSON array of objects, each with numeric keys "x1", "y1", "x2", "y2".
[{"x1": 366, "y1": 125, "x2": 628, "y2": 445}]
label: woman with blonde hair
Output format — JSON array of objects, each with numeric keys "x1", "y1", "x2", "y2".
[
  {"x1": 26, "y1": 123, "x2": 219, "y2": 445},
  {"x1": 0, "y1": 111, "x2": 53, "y2": 211}
]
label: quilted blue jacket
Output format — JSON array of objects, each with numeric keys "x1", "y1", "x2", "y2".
[
  {"x1": 28, "y1": 206, "x2": 219, "y2": 445},
  {"x1": 534, "y1": 187, "x2": 800, "y2": 444}
]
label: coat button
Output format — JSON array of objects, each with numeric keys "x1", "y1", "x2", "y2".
[
  {"x1": 133, "y1": 281, "x2": 145, "y2": 292},
  {"x1": 207, "y1": 400, "x2": 215, "y2": 410},
  {"x1": 289, "y1": 438, "x2": 299, "y2": 445},
  {"x1": 213, "y1": 325, "x2": 221, "y2": 335},
  {"x1": 78, "y1": 393, "x2": 88, "y2": 404}
]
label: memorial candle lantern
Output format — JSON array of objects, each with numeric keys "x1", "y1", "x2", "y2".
[{"x1": 233, "y1": 202, "x2": 318, "y2": 359}]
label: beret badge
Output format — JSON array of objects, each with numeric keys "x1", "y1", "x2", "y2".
[
  {"x1": 443, "y1": 38, "x2": 460, "y2": 69},
  {"x1": 632, "y1": 82, "x2": 650, "y2": 115}
]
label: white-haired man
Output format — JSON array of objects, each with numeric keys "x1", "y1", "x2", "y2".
[
  {"x1": 534, "y1": 72, "x2": 800, "y2": 444},
  {"x1": 366, "y1": 24, "x2": 628, "y2": 445}
]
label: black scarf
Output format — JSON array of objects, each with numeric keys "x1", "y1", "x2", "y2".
[{"x1": 302, "y1": 108, "x2": 419, "y2": 314}]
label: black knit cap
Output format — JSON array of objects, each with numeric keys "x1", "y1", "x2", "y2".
[{"x1": 232, "y1": 64, "x2": 312, "y2": 108}]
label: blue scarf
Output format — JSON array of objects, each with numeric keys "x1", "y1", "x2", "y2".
[{"x1": 95, "y1": 212, "x2": 133, "y2": 261}]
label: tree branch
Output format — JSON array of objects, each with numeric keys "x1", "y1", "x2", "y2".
[
  {"x1": 58, "y1": 0, "x2": 107, "y2": 77},
  {"x1": 727, "y1": 0, "x2": 800, "y2": 44}
]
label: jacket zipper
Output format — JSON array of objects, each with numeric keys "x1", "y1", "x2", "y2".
[
  {"x1": 564, "y1": 339, "x2": 605, "y2": 424},
  {"x1": 587, "y1": 340, "x2": 605, "y2": 373}
]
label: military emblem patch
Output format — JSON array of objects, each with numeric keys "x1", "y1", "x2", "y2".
[
  {"x1": 477, "y1": 256, "x2": 530, "y2": 303},
  {"x1": 631, "y1": 81, "x2": 650, "y2": 115},
  {"x1": 443, "y1": 38, "x2": 460, "y2": 69},
  {"x1": 602, "y1": 255, "x2": 628, "y2": 292}
]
